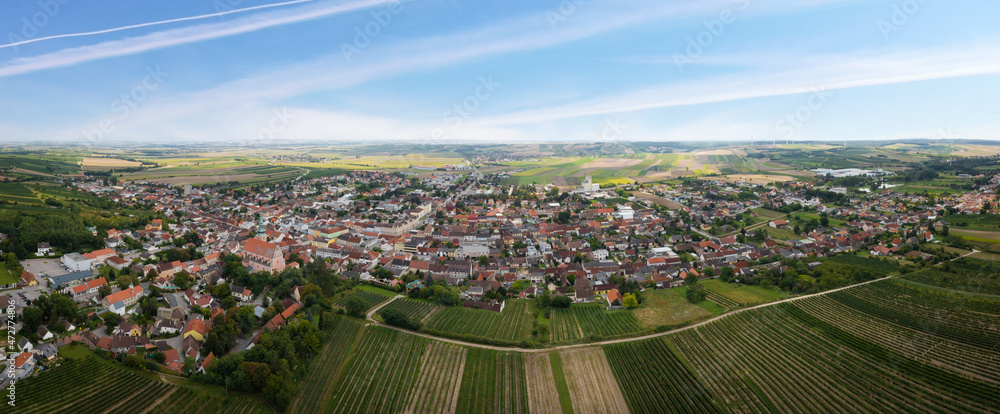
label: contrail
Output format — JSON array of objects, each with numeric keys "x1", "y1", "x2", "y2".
[{"x1": 1, "y1": 0, "x2": 316, "y2": 49}]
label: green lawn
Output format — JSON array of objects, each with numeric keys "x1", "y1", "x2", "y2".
[
  {"x1": 764, "y1": 226, "x2": 800, "y2": 241},
  {"x1": 0, "y1": 263, "x2": 17, "y2": 285},
  {"x1": 58, "y1": 343, "x2": 93, "y2": 360},
  {"x1": 356, "y1": 284, "x2": 398, "y2": 297},
  {"x1": 632, "y1": 287, "x2": 716, "y2": 329},
  {"x1": 701, "y1": 279, "x2": 789, "y2": 305}
]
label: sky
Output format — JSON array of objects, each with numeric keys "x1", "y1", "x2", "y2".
[{"x1": 1, "y1": 0, "x2": 998, "y2": 145}]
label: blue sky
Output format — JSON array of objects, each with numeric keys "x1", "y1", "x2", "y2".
[{"x1": 1, "y1": 0, "x2": 998, "y2": 144}]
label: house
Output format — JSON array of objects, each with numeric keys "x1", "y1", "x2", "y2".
[
  {"x1": 769, "y1": 219, "x2": 788, "y2": 228},
  {"x1": 37, "y1": 326, "x2": 53, "y2": 341},
  {"x1": 198, "y1": 352, "x2": 216, "y2": 374},
  {"x1": 184, "y1": 318, "x2": 212, "y2": 342},
  {"x1": 35, "y1": 343, "x2": 58, "y2": 361},
  {"x1": 242, "y1": 238, "x2": 286, "y2": 273},
  {"x1": 605, "y1": 288, "x2": 623, "y2": 307},
  {"x1": 230, "y1": 285, "x2": 253, "y2": 302},
  {"x1": 66, "y1": 277, "x2": 107, "y2": 300},
  {"x1": 82, "y1": 248, "x2": 117, "y2": 263},
  {"x1": 106, "y1": 256, "x2": 129, "y2": 270},
  {"x1": 17, "y1": 337, "x2": 32, "y2": 352},
  {"x1": 12, "y1": 352, "x2": 34, "y2": 379},
  {"x1": 37, "y1": 242, "x2": 52, "y2": 256},
  {"x1": 102, "y1": 285, "x2": 145, "y2": 315},
  {"x1": 19, "y1": 271, "x2": 37, "y2": 286}
]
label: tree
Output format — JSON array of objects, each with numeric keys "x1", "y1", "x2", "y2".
[
  {"x1": 21, "y1": 306, "x2": 43, "y2": 335},
  {"x1": 820, "y1": 216, "x2": 830, "y2": 227},
  {"x1": 263, "y1": 375, "x2": 294, "y2": 411},
  {"x1": 685, "y1": 287, "x2": 707, "y2": 303},
  {"x1": 623, "y1": 293, "x2": 638, "y2": 309},
  {"x1": 173, "y1": 271, "x2": 193, "y2": 290},
  {"x1": 97, "y1": 284, "x2": 112, "y2": 300},
  {"x1": 550, "y1": 296, "x2": 573, "y2": 308},
  {"x1": 344, "y1": 296, "x2": 367, "y2": 317},
  {"x1": 720, "y1": 267, "x2": 735, "y2": 282}
]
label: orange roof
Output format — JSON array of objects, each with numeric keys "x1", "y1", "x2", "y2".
[
  {"x1": 244, "y1": 238, "x2": 278, "y2": 257},
  {"x1": 83, "y1": 248, "x2": 116, "y2": 260},
  {"x1": 606, "y1": 288, "x2": 623, "y2": 305},
  {"x1": 201, "y1": 352, "x2": 216, "y2": 370},
  {"x1": 14, "y1": 352, "x2": 32, "y2": 368},
  {"x1": 104, "y1": 285, "x2": 143, "y2": 305},
  {"x1": 185, "y1": 319, "x2": 211, "y2": 336}
]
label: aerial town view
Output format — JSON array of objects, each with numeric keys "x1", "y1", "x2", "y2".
[{"x1": 1, "y1": 1, "x2": 999, "y2": 414}]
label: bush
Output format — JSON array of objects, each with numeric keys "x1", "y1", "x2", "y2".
[
  {"x1": 550, "y1": 296, "x2": 573, "y2": 308},
  {"x1": 379, "y1": 308, "x2": 422, "y2": 331}
]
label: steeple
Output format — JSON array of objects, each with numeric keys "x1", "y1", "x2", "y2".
[{"x1": 255, "y1": 215, "x2": 267, "y2": 240}]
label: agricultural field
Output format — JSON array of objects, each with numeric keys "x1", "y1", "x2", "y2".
[
  {"x1": 665, "y1": 297, "x2": 1000, "y2": 413},
  {"x1": 605, "y1": 339, "x2": 720, "y2": 414},
  {"x1": 900, "y1": 258, "x2": 1000, "y2": 295},
  {"x1": 826, "y1": 253, "x2": 900, "y2": 274},
  {"x1": 424, "y1": 299, "x2": 532, "y2": 344},
  {"x1": 550, "y1": 303, "x2": 644, "y2": 342},
  {"x1": 632, "y1": 287, "x2": 717, "y2": 329},
  {"x1": 79, "y1": 157, "x2": 143, "y2": 170},
  {"x1": 700, "y1": 279, "x2": 789, "y2": 305},
  {"x1": 558, "y1": 348, "x2": 629, "y2": 414},
  {"x1": 2, "y1": 355, "x2": 273, "y2": 414},
  {"x1": 945, "y1": 214, "x2": 1000, "y2": 231},
  {"x1": 405, "y1": 341, "x2": 468, "y2": 414},
  {"x1": 827, "y1": 279, "x2": 1000, "y2": 351},
  {"x1": 523, "y1": 353, "x2": 563, "y2": 414},
  {"x1": 333, "y1": 289, "x2": 392, "y2": 312},
  {"x1": 688, "y1": 283, "x2": 740, "y2": 308},
  {"x1": 456, "y1": 349, "x2": 529, "y2": 414},
  {"x1": 377, "y1": 297, "x2": 438, "y2": 321},
  {"x1": 289, "y1": 317, "x2": 364, "y2": 414},
  {"x1": 325, "y1": 327, "x2": 429, "y2": 414}
]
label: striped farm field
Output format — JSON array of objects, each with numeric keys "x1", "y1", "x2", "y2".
[
  {"x1": 3, "y1": 355, "x2": 274, "y2": 414},
  {"x1": 424, "y1": 299, "x2": 532, "y2": 344},
  {"x1": 326, "y1": 326, "x2": 429, "y2": 414},
  {"x1": 572, "y1": 303, "x2": 644, "y2": 339},
  {"x1": 550, "y1": 307, "x2": 584, "y2": 342},
  {"x1": 605, "y1": 339, "x2": 720, "y2": 414},
  {"x1": 378, "y1": 297, "x2": 438, "y2": 321},
  {"x1": 333, "y1": 290, "x2": 391, "y2": 312},
  {"x1": 455, "y1": 348, "x2": 529, "y2": 414},
  {"x1": 289, "y1": 317, "x2": 365, "y2": 414}
]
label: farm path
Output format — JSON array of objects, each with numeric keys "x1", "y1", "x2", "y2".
[{"x1": 366, "y1": 294, "x2": 405, "y2": 322}]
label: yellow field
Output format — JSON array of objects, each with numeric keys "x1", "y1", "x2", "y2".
[{"x1": 80, "y1": 157, "x2": 142, "y2": 168}]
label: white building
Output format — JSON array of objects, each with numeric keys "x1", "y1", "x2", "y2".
[
  {"x1": 62, "y1": 253, "x2": 92, "y2": 272},
  {"x1": 581, "y1": 176, "x2": 600, "y2": 193}
]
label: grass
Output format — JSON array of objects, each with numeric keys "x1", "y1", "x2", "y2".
[
  {"x1": 632, "y1": 288, "x2": 715, "y2": 329},
  {"x1": 356, "y1": 284, "x2": 398, "y2": 297},
  {"x1": 548, "y1": 351, "x2": 575, "y2": 414},
  {"x1": 0, "y1": 263, "x2": 17, "y2": 285},
  {"x1": 58, "y1": 343, "x2": 93, "y2": 360},
  {"x1": 970, "y1": 251, "x2": 1000, "y2": 261},
  {"x1": 701, "y1": 279, "x2": 789, "y2": 305},
  {"x1": 764, "y1": 225, "x2": 800, "y2": 240}
]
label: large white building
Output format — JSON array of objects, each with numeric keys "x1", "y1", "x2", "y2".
[
  {"x1": 61, "y1": 253, "x2": 92, "y2": 272},
  {"x1": 812, "y1": 168, "x2": 894, "y2": 178},
  {"x1": 581, "y1": 176, "x2": 600, "y2": 193}
]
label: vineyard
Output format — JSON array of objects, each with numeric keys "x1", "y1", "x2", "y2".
[
  {"x1": 455, "y1": 348, "x2": 529, "y2": 414},
  {"x1": 901, "y1": 258, "x2": 1000, "y2": 295},
  {"x1": 333, "y1": 290, "x2": 391, "y2": 312},
  {"x1": 325, "y1": 326, "x2": 428, "y2": 414},
  {"x1": 688, "y1": 284, "x2": 740, "y2": 308},
  {"x1": 605, "y1": 339, "x2": 719, "y2": 414},
  {"x1": 2, "y1": 356, "x2": 273, "y2": 414},
  {"x1": 289, "y1": 317, "x2": 365, "y2": 414},
  {"x1": 827, "y1": 254, "x2": 899, "y2": 274},
  {"x1": 827, "y1": 279, "x2": 1000, "y2": 351},
  {"x1": 550, "y1": 303, "x2": 644, "y2": 342},
  {"x1": 424, "y1": 299, "x2": 532, "y2": 344},
  {"x1": 559, "y1": 348, "x2": 629, "y2": 414},
  {"x1": 378, "y1": 297, "x2": 438, "y2": 321}
]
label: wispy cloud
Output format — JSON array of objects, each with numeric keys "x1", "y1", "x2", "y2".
[
  {"x1": 467, "y1": 43, "x2": 1000, "y2": 128},
  {"x1": 0, "y1": 0, "x2": 317, "y2": 50},
  {"x1": 0, "y1": 0, "x2": 397, "y2": 78}
]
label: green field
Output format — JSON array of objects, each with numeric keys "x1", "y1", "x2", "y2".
[
  {"x1": 0, "y1": 263, "x2": 17, "y2": 285},
  {"x1": 900, "y1": 258, "x2": 1000, "y2": 296},
  {"x1": 701, "y1": 278, "x2": 789, "y2": 305},
  {"x1": 550, "y1": 303, "x2": 644, "y2": 342},
  {"x1": 631, "y1": 287, "x2": 718, "y2": 329},
  {"x1": 333, "y1": 290, "x2": 391, "y2": 312},
  {"x1": 1, "y1": 354, "x2": 273, "y2": 414},
  {"x1": 290, "y1": 317, "x2": 364, "y2": 414},
  {"x1": 424, "y1": 299, "x2": 533, "y2": 345},
  {"x1": 456, "y1": 349, "x2": 529, "y2": 414},
  {"x1": 377, "y1": 297, "x2": 438, "y2": 321}
]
